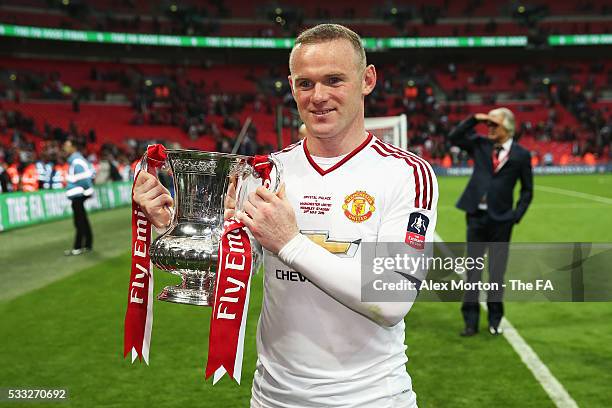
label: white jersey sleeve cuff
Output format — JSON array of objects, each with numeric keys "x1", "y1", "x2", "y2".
[{"x1": 278, "y1": 233, "x2": 310, "y2": 266}]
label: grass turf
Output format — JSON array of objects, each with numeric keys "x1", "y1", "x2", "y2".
[
  {"x1": 0, "y1": 174, "x2": 611, "y2": 407},
  {"x1": 426, "y1": 174, "x2": 612, "y2": 407},
  {"x1": 0, "y1": 206, "x2": 132, "y2": 302}
]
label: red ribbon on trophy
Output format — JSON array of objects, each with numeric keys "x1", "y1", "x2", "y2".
[
  {"x1": 123, "y1": 144, "x2": 167, "y2": 364},
  {"x1": 206, "y1": 155, "x2": 274, "y2": 384}
]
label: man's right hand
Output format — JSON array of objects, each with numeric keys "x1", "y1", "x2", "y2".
[{"x1": 133, "y1": 171, "x2": 173, "y2": 229}]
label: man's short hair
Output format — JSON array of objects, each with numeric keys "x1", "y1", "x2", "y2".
[
  {"x1": 67, "y1": 137, "x2": 86, "y2": 151},
  {"x1": 289, "y1": 24, "x2": 366, "y2": 73},
  {"x1": 489, "y1": 107, "x2": 516, "y2": 137}
]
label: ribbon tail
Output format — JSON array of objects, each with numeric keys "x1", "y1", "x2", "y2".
[
  {"x1": 212, "y1": 366, "x2": 228, "y2": 385},
  {"x1": 204, "y1": 157, "x2": 272, "y2": 384},
  {"x1": 123, "y1": 316, "x2": 133, "y2": 359},
  {"x1": 123, "y1": 143, "x2": 165, "y2": 366},
  {"x1": 231, "y1": 258, "x2": 253, "y2": 384},
  {"x1": 207, "y1": 271, "x2": 252, "y2": 384},
  {"x1": 141, "y1": 265, "x2": 154, "y2": 365},
  {"x1": 205, "y1": 240, "x2": 226, "y2": 380},
  {"x1": 205, "y1": 223, "x2": 254, "y2": 385}
]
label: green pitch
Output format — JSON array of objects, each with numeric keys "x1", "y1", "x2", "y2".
[{"x1": 0, "y1": 174, "x2": 611, "y2": 407}]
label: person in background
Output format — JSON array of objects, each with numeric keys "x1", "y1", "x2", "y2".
[
  {"x1": 63, "y1": 138, "x2": 94, "y2": 256},
  {"x1": 0, "y1": 161, "x2": 9, "y2": 193},
  {"x1": 6, "y1": 159, "x2": 19, "y2": 192},
  {"x1": 448, "y1": 107, "x2": 533, "y2": 337},
  {"x1": 20, "y1": 159, "x2": 39, "y2": 192},
  {"x1": 51, "y1": 153, "x2": 68, "y2": 189},
  {"x1": 36, "y1": 152, "x2": 53, "y2": 189}
]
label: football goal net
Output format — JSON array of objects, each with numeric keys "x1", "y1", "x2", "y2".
[{"x1": 365, "y1": 113, "x2": 408, "y2": 150}]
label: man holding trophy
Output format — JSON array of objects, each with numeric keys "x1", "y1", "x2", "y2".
[{"x1": 134, "y1": 24, "x2": 438, "y2": 408}]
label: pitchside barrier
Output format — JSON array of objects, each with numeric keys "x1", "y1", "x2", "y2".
[
  {"x1": 2, "y1": 165, "x2": 608, "y2": 231},
  {"x1": 435, "y1": 164, "x2": 612, "y2": 176},
  {"x1": 0, "y1": 181, "x2": 132, "y2": 232}
]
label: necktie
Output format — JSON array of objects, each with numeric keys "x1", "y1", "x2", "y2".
[{"x1": 492, "y1": 145, "x2": 503, "y2": 171}]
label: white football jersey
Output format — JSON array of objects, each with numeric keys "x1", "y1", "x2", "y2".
[{"x1": 252, "y1": 133, "x2": 438, "y2": 407}]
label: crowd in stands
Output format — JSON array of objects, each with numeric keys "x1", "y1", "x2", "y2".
[
  {"x1": 364, "y1": 60, "x2": 611, "y2": 165},
  {"x1": 390, "y1": 94, "x2": 611, "y2": 167},
  {"x1": 397, "y1": 64, "x2": 612, "y2": 163},
  {"x1": 1, "y1": 57, "x2": 611, "y2": 193},
  {"x1": 0, "y1": 107, "x2": 141, "y2": 193},
  {"x1": 0, "y1": 99, "x2": 278, "y2": 193},
  {"x1": 2, "y1": 0, "x2": 611, "y2": 38},
  {"x1": 2, "y1": 84, "x2": 610, "y2": 194}
]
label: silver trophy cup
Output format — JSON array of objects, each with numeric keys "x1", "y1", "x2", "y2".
[{"x1": 149, "y1": 149, "x2": 281, "y2": 306}]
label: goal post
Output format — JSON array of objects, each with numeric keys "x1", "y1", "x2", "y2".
[
  {"x1": 364, "y1": 114, "x2": 408, "y2": 150},
  {"x1": 275, "y1": 105, "x2": 408, "y2": 150}
]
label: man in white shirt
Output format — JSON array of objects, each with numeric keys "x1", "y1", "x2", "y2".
[{"x1": 134, "y1": 24, "x2": 438, "y2": 407}]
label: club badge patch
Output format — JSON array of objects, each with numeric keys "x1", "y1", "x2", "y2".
[
  {"x1": 405, "y1": 213, "x2": 429, "y2": 249},
  {"x1": 342, "y1": 191, "x2": 375, "y2": 223}
]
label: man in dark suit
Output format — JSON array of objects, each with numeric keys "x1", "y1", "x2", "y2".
[{"x1": 449, "y1": 107, "x2": 533, "y2": 337}]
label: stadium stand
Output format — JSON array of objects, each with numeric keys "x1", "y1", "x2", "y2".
[
  {"x1": 0, "y1": 0, "x2": 610, "y2": 37},
  {"x1": 0, "y1": 0, "x2": 611, "y2": 192}
]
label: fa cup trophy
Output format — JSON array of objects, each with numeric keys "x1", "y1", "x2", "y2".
[{"x1": 147, "y1": 149, "x2": 281, "y2": 306}]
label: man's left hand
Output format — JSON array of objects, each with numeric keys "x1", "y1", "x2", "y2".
[{"x1": 236, "y1": 183, "x2": 299, "y2": 254}]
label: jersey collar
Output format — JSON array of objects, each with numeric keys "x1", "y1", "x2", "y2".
[{"x1": 303, "y1": 132, "x2": 373, "y2": 176}]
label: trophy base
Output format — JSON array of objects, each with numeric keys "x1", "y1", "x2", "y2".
[
  {"x1": 157, "y1": 286, "x2": 212, "y2": 306},
  {"x1": 156, "y1": 273, "x2": 215, "y2": 306}
]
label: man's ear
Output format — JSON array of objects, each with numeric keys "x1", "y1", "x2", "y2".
[
  {"x1": 288, "y1": 75, "x2": 296, "y2": 99},
  {"x1": 362, "y1": 65, "x2": 377, "y2": 96}
]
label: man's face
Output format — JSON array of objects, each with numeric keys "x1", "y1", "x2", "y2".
[
  {"x1": 486, "y1": 112, "x2": 509, "y2": 143},
  {"x1": 289, "y1": 39, "x2": 376, "y2": 142},
  {"x1": 63, "y1": 140, "x2": 75, "y2": 155}
]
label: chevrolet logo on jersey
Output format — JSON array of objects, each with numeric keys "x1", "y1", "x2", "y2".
[{"x1": 301, "y1": 230, "x2": 361, "y2": 258}]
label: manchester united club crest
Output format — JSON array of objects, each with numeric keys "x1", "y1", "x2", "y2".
[{"x1": 342, "y1": 191, "x2": 375, "y2": 223}]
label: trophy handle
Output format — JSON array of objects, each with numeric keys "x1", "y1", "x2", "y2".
[
  {"x1": 266, "y1": 153, "x2": 283, "y2": 194},
  {"x1": 139, "y1": 148, "x2": 173, "y2": 236},
  {"x1": 235, "y1": 154, "x2": 283, "y2": 212},
  {"x1": 140, "y1": 151, "x2": 149, "y2": 173},
  {"x1": 140, "y1": 149, "x2": 169, "y2": 176},
  {"x1": 233, "y1": 154, "x2": 281, "y2": 273}
]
